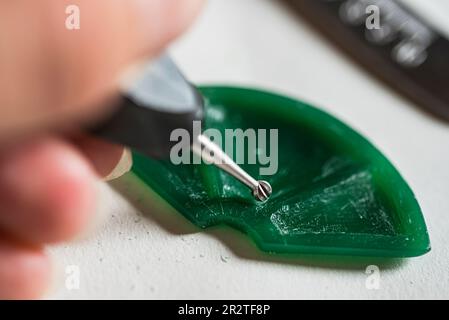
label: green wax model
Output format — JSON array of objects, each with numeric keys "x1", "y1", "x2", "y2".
[{"x1": 132, "y1": 86, "x2": 430, "y2": 258}]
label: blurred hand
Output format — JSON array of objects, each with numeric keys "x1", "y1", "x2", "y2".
[{"x1": 0, "y1": 0, "x2": 203, "y2": 299}]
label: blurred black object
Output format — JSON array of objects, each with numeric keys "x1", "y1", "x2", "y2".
[{"x1": 281, "y1": 0, "x2": 449, "y2": 122}]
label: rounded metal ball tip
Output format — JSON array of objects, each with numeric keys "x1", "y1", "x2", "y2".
[{"x1": 253, "y1": 180, "x2": 272, "y2": 202}]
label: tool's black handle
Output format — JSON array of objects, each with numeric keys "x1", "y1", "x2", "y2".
[
  {"x1": 91, "y1": 95, "x2": 202, "y2": 159},
  {"x1": 89, "y1": 55, "x2": 204, "y2": 159}
]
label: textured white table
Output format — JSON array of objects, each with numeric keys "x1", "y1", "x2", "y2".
[{"x1": 50, "y1": 0, "x2": 449, "y2": 299}]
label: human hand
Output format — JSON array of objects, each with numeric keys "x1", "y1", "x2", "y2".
[{"x1": 0, "y1": 0, "x2": 203, "y2": 299}]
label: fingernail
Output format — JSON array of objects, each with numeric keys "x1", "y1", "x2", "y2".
[
  {"x1": 42, "y1": 251, "x2": 59, "y2": 299},
  {"x1": 104, "y1": 148, "x2": 133, "y2": 181}
]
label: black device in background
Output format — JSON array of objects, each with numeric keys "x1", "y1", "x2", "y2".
[{"x1": 281, "y1": 0, "x2": 449, "y2": 122}]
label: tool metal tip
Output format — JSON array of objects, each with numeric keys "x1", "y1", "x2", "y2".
[{"x1": 253, "y1": 180, "x2": 272, "y2": 202}]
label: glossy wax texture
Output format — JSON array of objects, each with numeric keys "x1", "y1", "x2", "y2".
[{"x1": 132, "y1": 87, "x2": 430, "y2": 257}]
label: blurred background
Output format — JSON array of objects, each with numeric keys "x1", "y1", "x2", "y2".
[{"x1": 51, "y1": 0, "x2": 449, "y2": 299}]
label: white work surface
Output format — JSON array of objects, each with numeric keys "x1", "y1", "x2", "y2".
[{"x1": 50, "y1": 0, "x2": 449, "y2": 299}]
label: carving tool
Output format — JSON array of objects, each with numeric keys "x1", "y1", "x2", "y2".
[{"x1": 91, "y1": 55, "x2": 272, "y2": 201}]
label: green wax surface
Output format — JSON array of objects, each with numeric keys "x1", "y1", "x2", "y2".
[{"x1": 132, "y1": 86, "x2": 430, "y2": 257}]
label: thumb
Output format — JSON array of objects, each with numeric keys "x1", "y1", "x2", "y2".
[{"x1": 0, "y1": 0, "x2": 203, "y2": 140}]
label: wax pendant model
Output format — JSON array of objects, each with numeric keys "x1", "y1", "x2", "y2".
[
  {"x1": 90, "y1": 55, "x2": 428, "y2": 257},
  {"x1": 133, "y1": 86, "x2": 430, "y2": 258}
]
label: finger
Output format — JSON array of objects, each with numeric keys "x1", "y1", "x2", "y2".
[
  {"x1": 0, "y1": 239, "x2": 50, "y2": 299},
  {"x1": 73, "y1": 135, "x2": 132, "y2": 179},
  {"x1": 0, "y1": 0, "x2": 204, "y2": 140},
  {"x1": 0, "y1": 136, "x2": 97, "y2": 244}
]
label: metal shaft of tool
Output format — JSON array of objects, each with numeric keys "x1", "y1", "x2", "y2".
[{"x1": 192, "y1": 134, "x2": 272, "y2": 201}]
